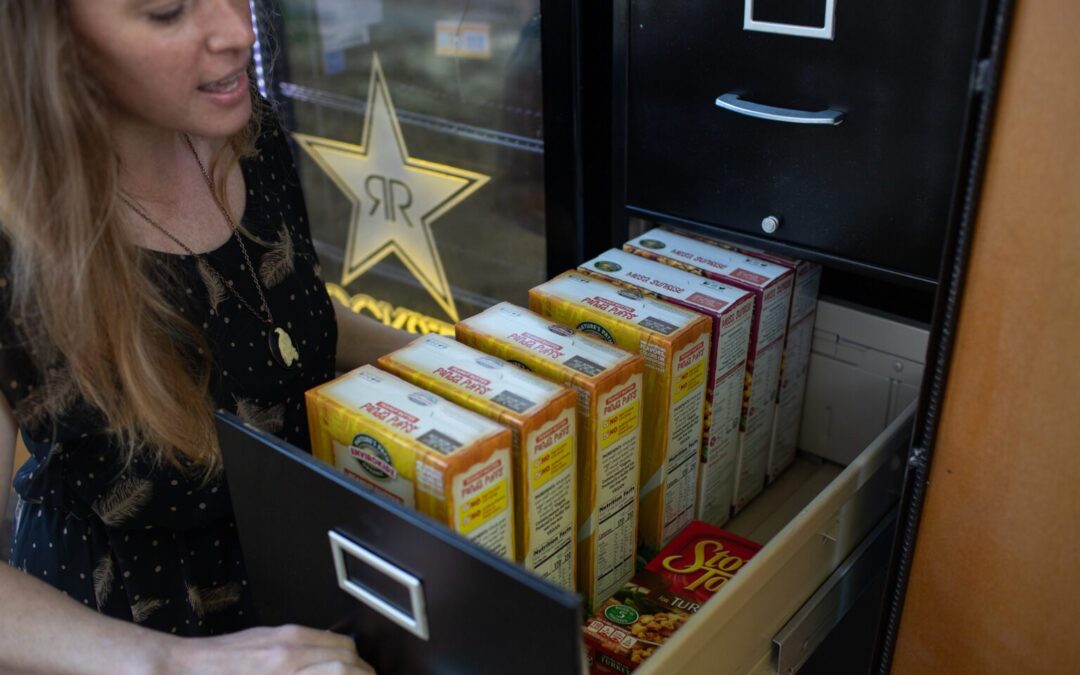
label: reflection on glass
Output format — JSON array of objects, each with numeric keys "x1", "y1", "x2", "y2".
[{"x1": 269, "y1": 0, "x2": 545, "y2": 333}]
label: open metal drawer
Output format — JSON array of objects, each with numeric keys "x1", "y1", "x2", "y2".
[
  {"x1": 220, "y1": 299, "x2": 923, "y2": 674},
  {"x1": 635, "y1": 403, "x2": 913, "y2": 675}
]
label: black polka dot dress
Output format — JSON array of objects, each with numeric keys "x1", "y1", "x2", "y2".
[{"x1": 2, "y1": 110, "x2": 337, "y2": 636}]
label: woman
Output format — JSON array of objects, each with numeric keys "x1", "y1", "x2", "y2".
[{"x1": 0, "y1": 0, "x2": 411, "y2": 671}]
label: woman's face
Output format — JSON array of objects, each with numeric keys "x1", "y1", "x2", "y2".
[{"x1": 68, "y1": 0, "x2": 256, "y2": 140}]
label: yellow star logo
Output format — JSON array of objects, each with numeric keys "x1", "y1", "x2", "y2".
[{"x1": 293, "y1": 54, "x2": 489, "y2": 322}]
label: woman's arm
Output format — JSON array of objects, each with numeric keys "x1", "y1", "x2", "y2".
[
  {"x1": 332, "y1": 298, "x2": 415, "y2": 372},
  {"x1": 0, "y1": 401, "x2": 372, "y2": 675},
  {"x1": 0, "y1": 565, "x2": 372, "y2": 674},
  {"x1": 0, "y1": 392, "x2": 14, "y2": 526}
]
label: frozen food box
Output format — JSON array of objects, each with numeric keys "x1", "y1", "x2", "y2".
[
  {"x1": 580, "y1": 249, "x2": 755, "y2": 527},
  {"x1": 678, "y1": 234, "x2": 823, "y2": 481},
  {"x1": 625, "y1": 229, "x2": 794, "y2": 511},
  {"x1": 378, "y1": 334, "x2": 578, "y2": 589},
  {"x1": 306, "y1": 365, "x2": 515, "y2": 559},
  {"x1": 584, "y1": 521, "x2": 762, "y2": 673},
  {"x1": 456, "y1": 303, "x2": 644, "y2": 609},
  {"x1": 529, "y1": 272, "x2": 712, "y2": 551}
]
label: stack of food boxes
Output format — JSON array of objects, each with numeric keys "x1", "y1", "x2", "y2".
[
  {"x1": 528, "y1": 272, "x2": 712, "y2": 554},
  {"x1": 624, "y1": 229, "x2": 796, "y2": 510},
  {"x1": 456, "y1": 303, "x2": 645, "y2": 609},
  {"x1": 306, "y1": 365, "x2": 517, "y2": 559},
  {"x1": 302, "y1": 227, "x2": 819, "y2": 634},
  {"x1": 378, "y1": 334, "x2": 579, "y2": 590},
  {"x1": 578, "y1": 249, "x2": 755, "y2": 527}
]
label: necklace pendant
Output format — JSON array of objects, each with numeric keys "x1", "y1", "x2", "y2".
[{"x1": 269, "y1": 326, "x2": 300, "y2": 369}]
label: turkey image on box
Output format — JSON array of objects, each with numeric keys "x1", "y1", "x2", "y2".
[
  {"x1": 306, "y1": 365, "x2": 515, "y2": 559},
  {"x1": 624, "y1": 229, "x2": 794, "y2": 511},
  {"x1": 378, "y1": 334, "x2": 578, "y2": 590},
  {"x1": 456, "y1": 303, "x2": 643, "y2": 610},
  {"x1": 529, "y1": 272, "x2": 711, "y2": 552},
  {"x1": 580, "y1": 248, "x2": 755, "y2": 527}
]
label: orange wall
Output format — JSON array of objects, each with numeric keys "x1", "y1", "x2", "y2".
[{"x1": 893, "y1": 1, "x2": 1080, "y2": 672}]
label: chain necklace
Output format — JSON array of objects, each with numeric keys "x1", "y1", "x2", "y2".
[{"x1": 119, "y1": 134, "x2": 300, "y2": 370}]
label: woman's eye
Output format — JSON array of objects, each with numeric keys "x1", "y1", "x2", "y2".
[{"x1": 149, "y1": 4, "x2": 186, "y2": 24}]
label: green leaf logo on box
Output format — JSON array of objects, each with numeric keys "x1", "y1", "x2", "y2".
[
  {"x1": 349, "y1": 434, "x2": 396, "y2": 480},
  {"x1": 603, "y1": 604, "x2": 640, "y2": 625},
  {"x1": 577, "y1": 321, "x2": 615, "y2": 344}
]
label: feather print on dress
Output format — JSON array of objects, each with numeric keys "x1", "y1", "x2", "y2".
[
  {"x1": 92, "y1": 477, "x2": 154, "y2": 527},
  {"x1": 13, "y1": 368, "x2": 79, "y2": 431},
  {"x1": 258, "y1": 225, "x2": 294, "y2": 288},
  {"x1": 186, "y1": 581, "x2": 242, "y2": 618},
  {"x1": 196, "y1": 259, "x2": 228, "y2": 312},
  {"x1": 130, "y1": 598, "x2": 165, "y2": 624},
  {"x1": 93, "y1": 554, "x2": 115, "y2": 610},
  {"x1": 234, "y1": 397, "x2": 285, "y2": 434}
]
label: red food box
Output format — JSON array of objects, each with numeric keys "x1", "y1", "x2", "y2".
[
  {"x1": 644, "y1": 520, "x2": 762, "y2": 605},
  {"x1": 583, "y1": 522, "x2": 761, "y2": 673}
]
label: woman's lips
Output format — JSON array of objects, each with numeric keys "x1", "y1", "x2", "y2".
[{"x1": 197, "y1": 70, "x2": 249, "y2": 107}]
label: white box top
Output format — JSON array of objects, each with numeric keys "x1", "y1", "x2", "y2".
[
  {"x1": 581, "y1": 248, "x2": 754, "y2": 316},
  {"x1": 460, "y1": 303, "x2": 636, "y2": 376},
  {"x1": 533, "y1": 271, "x2": 704, "y2": 336},
  {"x1": 386, "y1": 335, "x2": 568, "y2": 414},
  {"x1": 626, "y1": 228, "x2": 793, "y2": 289},
  {"x1": 318, "y1": 364, "x2": 505, "y2": 453}
]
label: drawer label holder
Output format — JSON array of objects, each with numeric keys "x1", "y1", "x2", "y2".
[{"x1": 328, "y1": 530, "x2": 430, "y2": 641}]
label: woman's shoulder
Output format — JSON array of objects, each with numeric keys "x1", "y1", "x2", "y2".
[{"x1": 242, "y1": 99, "x2": 315, "y2": 244}]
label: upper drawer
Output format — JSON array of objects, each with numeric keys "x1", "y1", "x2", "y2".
[{"x1": 625, "y1": 0, "x2": 990, "y2": 282}]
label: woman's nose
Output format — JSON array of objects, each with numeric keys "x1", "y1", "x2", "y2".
[{"x1": 205, "y1": 0, "x2": 256, "y2": 54}]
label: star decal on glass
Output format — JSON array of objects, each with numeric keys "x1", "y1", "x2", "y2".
[{"x1": 293, "y1": 53, "x2": 489, "y2": 322}]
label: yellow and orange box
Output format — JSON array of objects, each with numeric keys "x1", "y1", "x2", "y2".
[
  {"x1": 456, "y1": 303, "x2": 644, "y2": 610},
  {"x1": 306, "y1": 364, "x2": 515, "y2": 559},
  {"x1": 580, "y1": 249, "x2": 756, "y2": 527},
  {"x1": 680, "y1": 235, "x2": 823, "y2": 481},
  {"x1": 625, "y1": 229, "x2": 794, "y2": 511},
  {"x1": 378, "y1": 334, "x2": 578, "y2": 589},
  {"x1": 529, "y1": 272, "x2": 712, "y2": 552}
]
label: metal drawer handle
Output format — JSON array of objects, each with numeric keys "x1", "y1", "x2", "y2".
[
  {"x1": 328, "y1": 530, "x2": 430, "y2": 641},
  {"x1": 715, "y1": 93, "x2": 844, "y2": 125}
]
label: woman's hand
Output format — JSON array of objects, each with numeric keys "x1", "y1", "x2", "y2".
[{"x1": 168, "y1": 624, "x2": 376, "y2": 674}]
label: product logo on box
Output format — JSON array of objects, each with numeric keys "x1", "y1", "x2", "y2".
[
  {"x1": 547, "y1": 324, "x2": 574, "y2": 338},
  {"x1": 593, "y1": 260, "x2": 623, "y2": 273},
  {"x1": 660, "y1": 539, "x2": 749, "y2": 594},
  {"x1": 638, "y1": 238, "x2": 667, "y2": 250},
  {"x1": 603, "y1": 604, "x2": 640, "y2": 626},
  {"x1": 577, "y1": 321, "x2": 615, "y2": 343},
  {"x1": 349, "y1": 434, "x2": 396, "y2": 480},
  {"x1": 475, "y1": 356, "x2": 504, "y2": 370},
  {"x1": 408, "y1": 391, "x2": 439, "y2": 407},
  {"x1": 434, "y1": 366, "x2": 491, "y2": 395}
]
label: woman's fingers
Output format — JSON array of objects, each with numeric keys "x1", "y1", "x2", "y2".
[
  {"x1": 172, "y1": 624, "x2": 372, "y2": 674},
  {"x1": 295, "y1": 660, "x2": 377, "y2": 675}
]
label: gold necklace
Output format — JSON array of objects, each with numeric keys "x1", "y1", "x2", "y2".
[{"x1": 120, "y1": 135, "x2": 300, "y2": 370}]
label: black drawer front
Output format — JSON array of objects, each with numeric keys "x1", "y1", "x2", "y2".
[
  {"x1": 626, "y1": 0, "x2": 990, "y2": 282},
  {"x1": 218, "y1": 414, "x2": 583, "y2": 675}
]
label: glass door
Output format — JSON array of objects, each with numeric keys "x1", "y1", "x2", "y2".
[{"x1": 256, "y1": 0, "x2": 559, "y2": 334}]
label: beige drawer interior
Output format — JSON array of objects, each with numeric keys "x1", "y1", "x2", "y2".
[{"x1": 635, "y1": 402, "x2": 914, "y2": 675}]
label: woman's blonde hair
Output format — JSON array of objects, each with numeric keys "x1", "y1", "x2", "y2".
[{"x1": 0, "y1": 0, "x2": 261, "y2": 477}]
